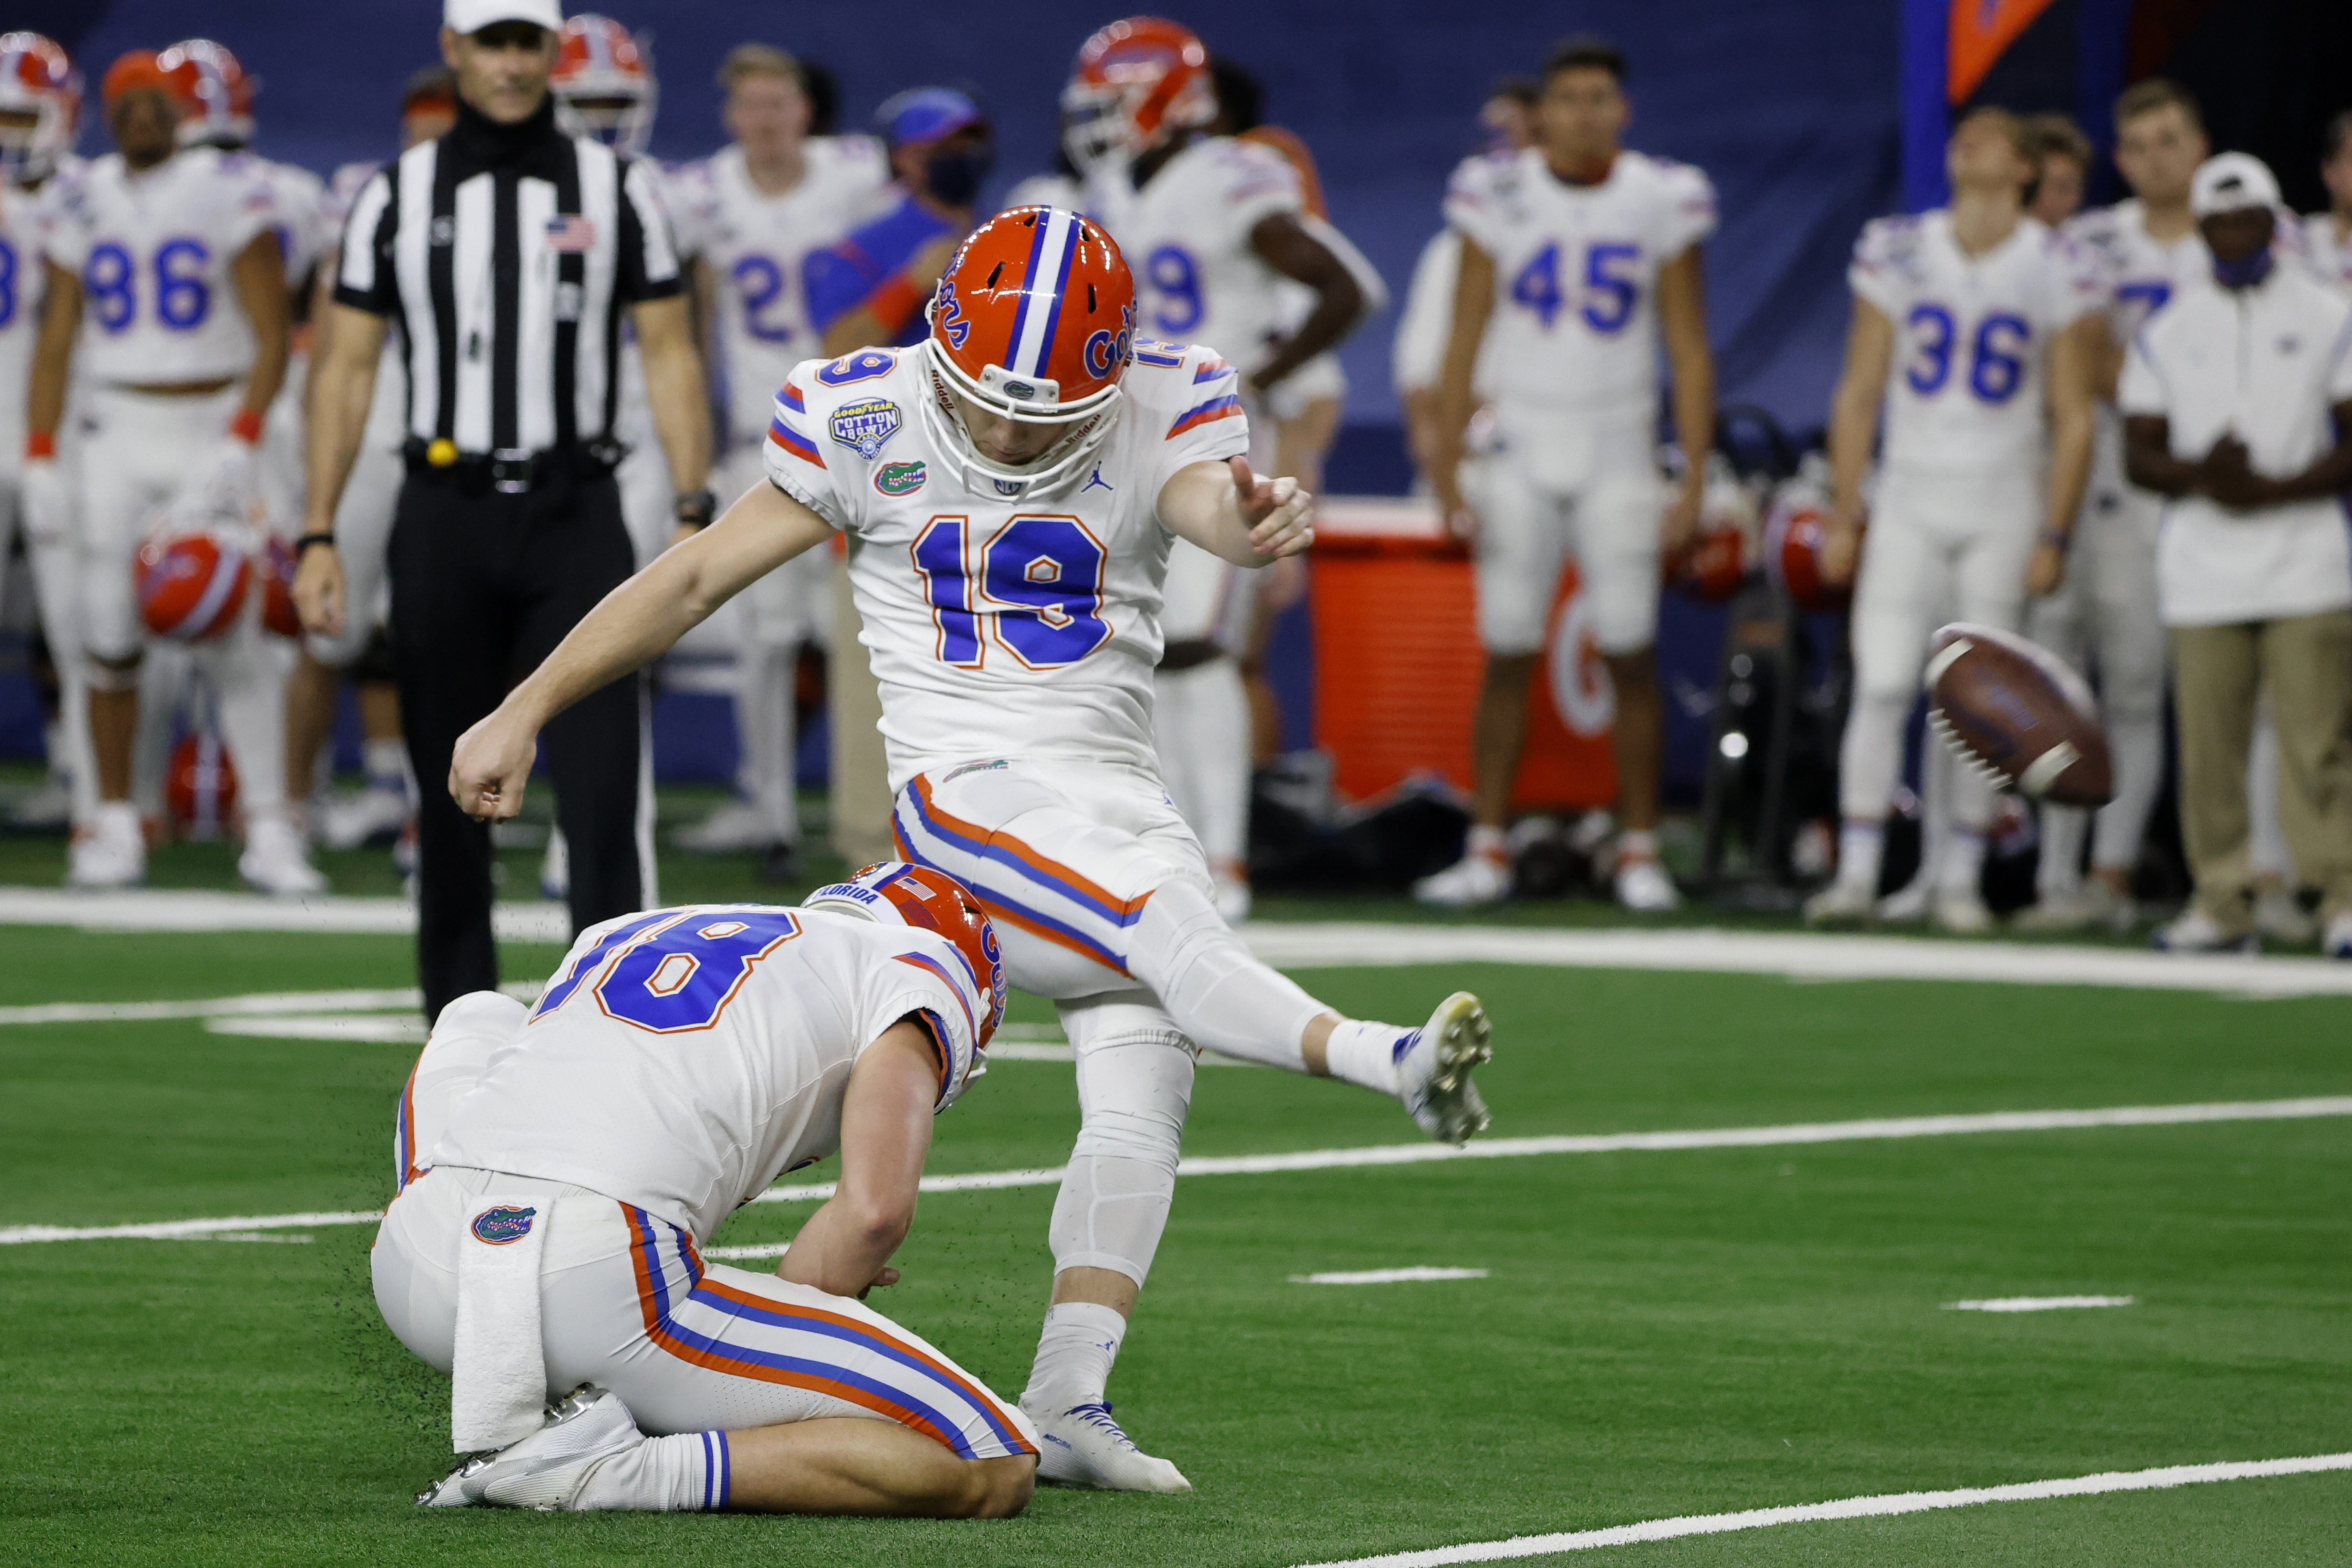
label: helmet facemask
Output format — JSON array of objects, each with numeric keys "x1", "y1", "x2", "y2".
[{"x1": 918, "y1": 341, "x2": 1123, "y2": 500}]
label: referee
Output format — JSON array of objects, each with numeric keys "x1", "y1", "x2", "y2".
[{"x1": 295, "y1": 0, "x2": 712, "y2": 1020}]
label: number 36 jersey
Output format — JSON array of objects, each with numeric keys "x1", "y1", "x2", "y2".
[
  {"x1": 434, "y1": 904, "x2": 989, "y2": 1242},
  {"x1": 39, "y1": 146, "x2": 281, "y2": 384},
  {"x1": 764, "y1": 341, "x2": 1251, "y2": 791},
  {"x1": 1443, "y1": 146, "x2": 1716, "y2": 418},
  {"x1": 1848, "y1": 210, "x2": 2104, "y2": 479}
]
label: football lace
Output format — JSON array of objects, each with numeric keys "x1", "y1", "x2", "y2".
[{"x1": 1926, "y1": 707, "x2": 2015, "y2": 791}]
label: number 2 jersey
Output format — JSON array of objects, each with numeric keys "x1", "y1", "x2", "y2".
[
  {"x1": 763, "y1": 341, "x2": 1251, "y2": 790},
  {"x1": 39, "y1": 145, "x2": 281, "y2": 384},
  {"x1": 430, "y1": 904, "x2": 989, "y2": 1242},
  {"x1": 1848, "y1": 209, "x2": 2104, "y2": 481},
  {"x1": 1442, "y1": 146, "x2": 1716, "y2": 419}
]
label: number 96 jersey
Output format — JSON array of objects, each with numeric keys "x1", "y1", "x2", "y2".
[
  {"x1": 39, "y1": 145, "x2": 281, "y2": 384},
  {"x1": 1849, "y1": 210, "x2": 2105, "y2": 479},
  {"x1": 1444, "y1": 146, "x2": 1716, "y2": 417},
  {"x1": 763, "y1": 340, "x2": 1250, "y2": 792}
]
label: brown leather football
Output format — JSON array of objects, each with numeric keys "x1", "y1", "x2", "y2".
[{"x1": 1924, "y1": 623, "x2": 2113, "y2": 806}]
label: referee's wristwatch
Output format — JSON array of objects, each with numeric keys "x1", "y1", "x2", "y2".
[{"x1": 674, "y1": 488, "x2": 718, "y2": 530}]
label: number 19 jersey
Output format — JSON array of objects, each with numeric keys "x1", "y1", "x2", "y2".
[
  {"x1": 1443, "y1": 147, "x2": 1716, "y2": 417},
  {"x1": 1848, "y1": 210, "x2": 2104, "y2": 479},
  {"x1": 763, "y1": 341, "x2": 1250, "y2": 790}
]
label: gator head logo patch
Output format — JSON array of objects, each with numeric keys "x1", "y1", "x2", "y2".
[
  {"x1": 470, "y1": 1205, "x2": 537, "y2": 1245},
  {"x1": 874, "y1": 460, "x2": 927, "y2": 497},
  {"x1": 829, "y1": 398, "x2": 903, "y2": 460}
]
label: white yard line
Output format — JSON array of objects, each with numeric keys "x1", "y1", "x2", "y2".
[
  {"x1": 9, "y1": 1094, "x2": 2346, "y2": 1247},
  {"x1": 1292, "y1": 1267, "x2": 1488, "y2": 1285},
  {"x1": 0, "y1": 981, "x2": 538, "y2": 1029},
  {"x1": 1288, "y1": 1452, "x2": 2352, "y2": 1567},
  {"x1": 1946, "y1": 1295, "x2": 2135, "y2": 1313},
  {"x1": 207, "y1": 1016, "x2": 428, "y2": 1043},
  {"x1": 6, "y1": 888, "x2": 2352, "y2": 995}
]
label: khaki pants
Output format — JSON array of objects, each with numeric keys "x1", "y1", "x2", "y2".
[
  {"x1": 2169, "y1": 610, "x2": 2352, "y2": 931},
  {"x1": 828, "y1": 548, "x2": 895, "y2": 868}
]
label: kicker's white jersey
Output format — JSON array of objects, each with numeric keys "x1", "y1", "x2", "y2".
[
  {"x1": 1443, "y1": 147, "x2": 1716, "y2": 416},
  {"x1": 1083, "y1": 135, "x2": 1304, "y2": 376},
  {"x1": 40, "y1": 146, "x2": 280, "y2": 384},
  {"x1": 764, "y1": 340, "x2": 1251, "y2": 790},
  {"x1": 237, "y1": 152, "x2": 330, "y2": 287},
  {"x1": 431, "y1": 904, "x2": 988, "y2": 1242},
  {"x1": 1849, "y1": 210, "x2": 2104, "y2": 477},
  {"x1": 668, "y1": 139, "x2": 891, "y2": 446}
]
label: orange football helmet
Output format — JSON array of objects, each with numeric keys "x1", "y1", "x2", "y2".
[
  {"x1": 158, "y1": 38, "x2": 255, "y2": 149},
  {"x1": 805, "y1": 861, "x2": 1007, "y2": 1057},
  {"x1": 0, "y1": 33, "x2": 78, "y2": 180},
  {"x1": 1062, "y1": 16, "x2": 1213, "y2": 176},
  {"x1": 919, "y1": 204, "x2": 1136, "y2": 495},
  {"x1": 551, "y1": 16, "x2": 656, "y2": 156}
]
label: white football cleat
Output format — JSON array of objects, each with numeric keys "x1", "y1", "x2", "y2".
[
  {"x1": 1021, "y1": 1399, "x2": 1192, "y2": 1493},
  {"x1": 2252, "y1": 885, "x2": 2318, "y2": 946},
  {"x1": 1930, "y1": 886, "x2": 1993, "y2": 935},
  {"x1": 319, "y1": 785, "x2": 411, "y2": 850},
  {"x1": 1875, "y1": 873, "x2": 1930, "y2": 923},
  {"x1": 66, "y1": 803, "x2": 145, "y2": 890},
  {"x1": 1397, "y1": 991, "x2": 1491, "y2": 1145},
  {"x1": 240, "y1": 815, "x2": 329, "y2": 897},
  {"x1": 2153, "y1": 906, "x2": 2258, "y2": 955},
  {"x1": 673, "y1": 799, "x2": 781, "y2": 854},
  {"x1": 1613, "y1": 854, "x2": 1680, "y2": 912},
  {"x1": 419, "y1": 1385, "x2": 644, "y2": 1510},
  {"x1": 2325, "y1": 910, "x2": 2352, "y2": 960},
  {"x1": 1413, "y1": 848, "x2": 1508, "y2": 908},
  {"x1": 1802, "y1": 876, "x2": 1874, "y2": 927}
]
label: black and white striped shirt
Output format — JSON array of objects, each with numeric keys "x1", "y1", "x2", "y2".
[{"x1": 333, "y1": 98, "x2": 680, "y2": 455}]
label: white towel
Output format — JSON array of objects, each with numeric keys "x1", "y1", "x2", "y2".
[{"x1": 451, "y1": 1193, "x2": 551, "y2": 1452}]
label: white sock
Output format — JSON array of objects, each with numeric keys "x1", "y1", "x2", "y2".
[
  {"x1": 572, "y1": 1430, "x2": 730, "y2": 1512},
  {"x1": 1466, "y1": 823, "x2": 1507, "y2": 861},
  {"x1": 1940, "y1": 828, "x2": 1987, "y2": 894},
  {"x1": 1837, "y1": 821, "x2": 1883, "y2": 889},
  {"x1": 363, "y1": 736, "x2": 408, "y2": 791},
  {"x1": 1322, "y1": 1018, "x2": 1409, "y2": 1097},
  {"x1": 1022, "y1": 1301, "x2": 1127, "y2": 1410}
]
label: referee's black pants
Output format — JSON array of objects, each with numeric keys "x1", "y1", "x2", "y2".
[{"x1": 389, "y1": 469, "x2": 649, "y2": 1022}]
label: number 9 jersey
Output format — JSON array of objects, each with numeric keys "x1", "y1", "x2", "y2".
[
  {"x1": 1443, "y1": 146, "x2": 1716, "y2": 417},
  {"x1": 38, "y1": 145, "x2": 281, "y2": 384},
  {"x1": 1848, "y1": 210, "x2": 2106, "y2": 480},
  {"x1": 762, "y1": 338, "x2": 1250, "y2": 792}
]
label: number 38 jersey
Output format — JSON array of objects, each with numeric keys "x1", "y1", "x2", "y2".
[
  {"x1": 39, "y1": 145, "x2": 280, "y2": 384},
  {"x1": 1443, "y1": 146, "x2": 1716, "y2": 418},
  {"x1": 1850, "y1": 210, "x2": 2104, "y2": 479},
  {"x1": 764, "y1": 341, "x2": 1250, "y2": 790},
  {"x1": 433, "y1": 905, "x2": 989, "y2": 1242}
]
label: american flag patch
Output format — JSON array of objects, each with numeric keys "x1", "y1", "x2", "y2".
[{"x1": 544, "y1": 214, "x2": 598, "y2": 252}]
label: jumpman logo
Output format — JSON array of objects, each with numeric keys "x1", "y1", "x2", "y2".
[{"x1": 1082, "y1": 466, "x2": 1114, "y2": 496}]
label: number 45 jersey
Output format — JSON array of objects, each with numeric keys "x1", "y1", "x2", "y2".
[
  {"x1": 763, "y1": 341, "x2": 1250, "y2": 791},
  {"x1": 431, "y1": 905, "x2": 989, "y2": 1243},
  {"x1": 1848, "y1": 210, "x2": 2106, "y2": 480},
  {"x1": 1443, "y1": 146, "x2": 1715, "y2": 418}
]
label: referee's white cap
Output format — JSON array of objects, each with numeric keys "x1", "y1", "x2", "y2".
[
  {"x1": 445, "y1": 0, "x2": 562, "y2": 34},
  {"x1": 2189, "y1": 152, "x2": 2281, "y2": 218}
]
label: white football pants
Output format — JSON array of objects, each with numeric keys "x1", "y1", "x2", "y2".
[
  {"x1": 0, "y1": 465, "x2": 99, "y2": 826},
  {"x1": 1154, "y1": 658, "x2": 1252, "y2": 876},
  {"x1": 1470, "y1": 404, "x2": 1665, "y2": 656}
]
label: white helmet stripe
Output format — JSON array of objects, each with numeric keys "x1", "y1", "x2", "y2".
[
  {"x1": 1007, "y1": 209, "x2": 1077, "y2": 380},
  {"x1": 163, "y1": 539, "x2": 246, "y2": 640}
]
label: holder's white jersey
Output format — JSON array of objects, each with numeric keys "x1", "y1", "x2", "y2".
[
  {"x1": 238, "y1": 152, "x2": 330, "y2": 287},
  {"x1": 1849, "y1": 209, "x2": 2103, "y2": 478},
  {"x1": 1083, "y1": 135, "x2": 1304, "y2": 375},
  {"x1": 1443, "y1": 147, "x2": 1715, "y2": 416},
  {"x1": 668, "y1": 139, "x2": 891, "y2": 447},
  {"x1": 763, "y1": 340, "x2": 1251, "y2": 790},
  {"x1": 40, "y1": 146, "x2": 280, "y2": 384},
  {"x1": 431, "y1": 904, "x2": 989, "y2": 1242}
]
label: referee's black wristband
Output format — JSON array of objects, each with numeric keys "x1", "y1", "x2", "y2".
[
  {"x1": 674, "y1": 489, "x2": 718, "y2": 530},
  {"x1": 294, "y1": 532, "x2": 338, "y2": 555}
]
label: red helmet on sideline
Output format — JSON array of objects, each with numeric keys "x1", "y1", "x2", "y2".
[
  {"x1": 166, "y1": 731, "x2": 238, "y2": 840},
  {"x1": 138, "y1": 531, "x2": 252, "y2": 641},
  {"x1": 157, "y1": 38, "x2": 255, "y2": 148},
  {"x1": 1062, "y1": 17, "x2": 1213, "y2": 176},
  {"x1": 0, "y1": 33, "x2": 80, "y2": 179}
]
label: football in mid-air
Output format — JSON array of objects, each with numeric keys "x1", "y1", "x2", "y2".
[{"x1": 1924, "y1": 623, "x2": 2113, "y2": 806}]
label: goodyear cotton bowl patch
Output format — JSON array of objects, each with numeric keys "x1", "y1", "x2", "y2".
[
  {"x1": 470, "y1": 1205, "x2": 537, "y2": 1245},
  {"x1": 874, "y1": 460, "x2": 926, "y2": 496},
  {"x1": 830, "y1": 399, "x2": 902, "y2": 460}
]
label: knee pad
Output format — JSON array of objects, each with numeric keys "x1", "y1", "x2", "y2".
[{"x1": 1049, "y1": 996, "x2": 1196, "y2": 1285}]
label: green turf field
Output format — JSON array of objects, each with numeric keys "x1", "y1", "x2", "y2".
[{"x1": 3, "y1": 917, "x2": 2348, "y2": 1566}]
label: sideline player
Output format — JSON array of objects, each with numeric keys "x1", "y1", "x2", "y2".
[
  {"x1": 1419, "y1": 35, "x2": 1718, "y2": 912},
  {"x1": 664, "y1": 43, "x2": 889, "y2": 870},
  {"x1": 446, "y1": 207, "x2": 1494, "y2": 1492},
  {"x1": 0, "y1": 33, "x2": 94, "y2": 836},
  {"x1": 1068, "y1": 18, "x2": 1371, "y2": 918},
  {"x1": 2307, "y1": 109, "x2": 2352, "y2": 288},
  {"x1": 29, "y1": 52, "x2": 321, "y2": 894},
  {"x1": 378, "y1": 863, "x2": 1038, "y2": 1515},
  {"x1": 1804, "y1": 107, "x2": 2102, "y2": 930}
]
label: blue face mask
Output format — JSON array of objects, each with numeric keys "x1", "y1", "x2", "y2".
[
  {"x1": 2212, "y1": 247, "x2": 2274, "y2": 290},
  {"x1": 924, "y1": 146, "x2": 994, "y2": 208}
]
